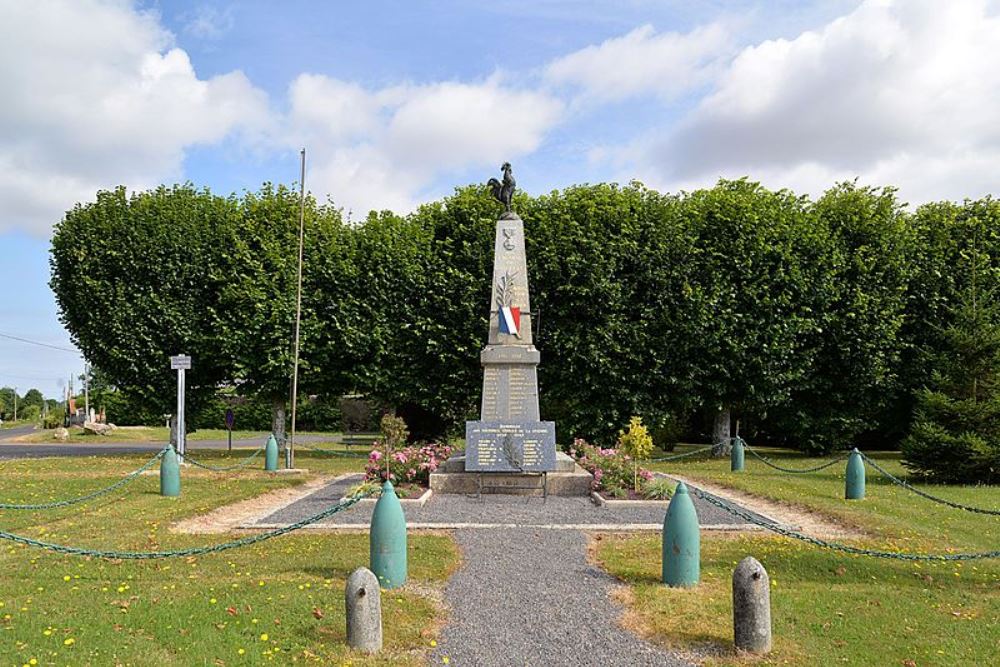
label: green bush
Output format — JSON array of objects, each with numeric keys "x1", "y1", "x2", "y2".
[{"x1": 42, "y1": 411, "x2": 64, "y2": 429}]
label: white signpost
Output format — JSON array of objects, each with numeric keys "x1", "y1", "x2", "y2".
[{"x1": 170, "y1": 354, "x2": 192, "y2": 460}]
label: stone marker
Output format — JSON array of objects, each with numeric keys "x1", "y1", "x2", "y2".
[
  {"x1": 53, "y1": 427, "x2": 69, "y2": 441},
  {"x1": 732, "y1": 556, "x2": 771, "y2": 653},
  {"x1": 345, "y1": 567, "x2": 382, "y2": 653},
  {"x1": 83, "y1": 421, "x2": 112, "y2": 436}
]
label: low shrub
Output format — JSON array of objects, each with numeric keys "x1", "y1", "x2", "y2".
[
  {"x1": 569, "y1": 438, "x2": 653, "y2": 496},
  {"x1": 642, "y1": 478, "x2": 675, "y2": 500}
]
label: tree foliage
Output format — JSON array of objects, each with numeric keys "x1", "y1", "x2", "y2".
[
  {"x1": 50, "y1": 185, "x2": 237, "y2": 418},
  {"x1": 50, "y1": 179, "x2": 1000, "y2": 480},
  {"x1": 901, "y1": 200, "x2": 1000, "y2": 481}
]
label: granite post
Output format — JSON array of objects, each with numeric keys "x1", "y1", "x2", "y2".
[
  {"x1": 733, "y1": 557, "x2": 771, "y2": 653},
  {"x1": 345, "y1": 567, "x2": 383, "y2": 653}
]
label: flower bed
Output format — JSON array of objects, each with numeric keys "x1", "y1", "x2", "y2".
[
  {"x1": 569, "y1": 438, "x2": 664, "y2": 499},
  {"x1": 364, "y1": 442, "x2": 453, "y2": 488}
]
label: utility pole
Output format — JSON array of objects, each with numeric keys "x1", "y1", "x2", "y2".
[
  {"x1": 288, "y1": 147, "x2": 307, "y2": 470},
  {"x1": 84, "y1": 363, "x2": 90, "y2": 423}
]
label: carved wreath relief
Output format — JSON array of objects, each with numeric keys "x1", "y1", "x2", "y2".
[{"x1": 502, "y1": 227, "x2": 516, "y2": 251}]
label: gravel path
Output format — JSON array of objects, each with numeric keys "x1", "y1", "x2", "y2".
[
  {"x1": 430, "y1": 528, "x2": 692, "y2": 666},
  {"x1": 253, "y1": 474, "x2": 775, "y2": 528}
]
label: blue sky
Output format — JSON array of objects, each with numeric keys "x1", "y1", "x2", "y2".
[{"x1": 2, "y1": 0, "x2": 1000, "y2": 399}]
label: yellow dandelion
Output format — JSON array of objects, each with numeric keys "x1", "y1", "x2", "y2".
[
  {"x1": 63, "y1": 638, "x2": 75, "y2": 646},
  {"x1": 260, "y1": 633, "x2": 269, "y2": 641}
]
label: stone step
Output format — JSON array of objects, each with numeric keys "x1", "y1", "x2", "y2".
[
  {"x1": 439, "y1": 451, "x2": 579, "y2": 474},
  {"x1": 429, "y1": 466, "x2": 593, "y2": 497}
]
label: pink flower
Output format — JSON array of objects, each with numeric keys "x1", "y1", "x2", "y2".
[
  {"x1": 407, "y1": 468, "x2": 417, "y2": 479},
  {"x1": 393, "y1": 452, "x2": 408, "y2": 463},
  {"x1": 369, "y1": 450, "x2": 382, "y2": 461}
]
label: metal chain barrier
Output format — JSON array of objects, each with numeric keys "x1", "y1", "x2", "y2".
[
  {"x1": 299, "y1": 443, "x2": 370, "y2": 458},
  {"x1": 860, "y1": 452, "x2": 1000, "y2": 516},
  {"x1": 0, "y1": 488, "x2": 375, "y2": 559},
  {"x1": 0, "y1": 447, "x2": 169, "y2": 511},
  {"x1": 692, "y1": 486, "x2": 1000, "y2": 561},
  {"x1": 184, "y1": 446, "x2": 265, "y2": 472},
  {"x1": 743, "y1": 441, "x2": 851, "y2": 473},
  {"x1": 648, "y1": 445, "x2": 716, "y2": 462}
]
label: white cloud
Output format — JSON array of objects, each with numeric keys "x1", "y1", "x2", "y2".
[
  {"x1": 544, "y1": 22, "x2": 733, "y2": 103},
  {"x1": 628, "y1": 0, "x2": 1000, "y2": 203},
  {"x1": 286, "y1": 75, "x2": 563, "y2": 215},
  {"x1": 181, "y1": 5, "x2": 235, "y2": 40},
  {"x1": 0, "y1": 0, "x2": 270, "y2": 235}
]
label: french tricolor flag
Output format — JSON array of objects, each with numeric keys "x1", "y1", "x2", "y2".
[{"x1": 499, "y1": 306, "x2": 521, "y2": 336}]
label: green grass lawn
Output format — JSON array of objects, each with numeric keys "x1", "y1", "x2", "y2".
[
  {"x1": 0, "y1": 451, "x2": 457, "y2": 665},
  {"x1": 595, "y1": 446, "x2": 1000, "y2": 666}
]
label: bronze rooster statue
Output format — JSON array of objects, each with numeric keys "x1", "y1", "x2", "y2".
[{"x1": 487, "y1": 162, "x2": 516, "y2": 217}]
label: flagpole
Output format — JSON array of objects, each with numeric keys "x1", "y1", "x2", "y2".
[{"x1": 288, "y1": 148, "x2": 306, "y2": 469}]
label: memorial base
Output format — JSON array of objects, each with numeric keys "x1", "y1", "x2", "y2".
[{"x1": 429, "y1": 453, "x2": 592, "y2": 496}]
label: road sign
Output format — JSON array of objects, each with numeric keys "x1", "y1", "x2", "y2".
[
  {"x1": 171, "y1": 354, "x2": 190, "y2": 459},
  {"x1": 225, "y1": 408, "x2": 235, "y2": 431},
  {"x1": 170, "y1": 355, "x2": 192, "y2": 370}
]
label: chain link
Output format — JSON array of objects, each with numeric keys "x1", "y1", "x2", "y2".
[
  {"x1": 743, "y1": 441, "x2": 851, "y2": 473},
  {"x1": 859, "y1": 453, "x2": 1000, "y2": 516},
  {"x1": 692, "y1": 486, "x2": 1000, "y2": 561},
  {"x1": 0, "y1": 447, "x2": 169, "y2": 510},
  {"x1": 0, "y1": 488, "x2": 375, "y2": 559},
  {"x1": 298, "y1": 443, "x2": 370, "y2": 458},
  {"x1": 184, "y1": 446, "x2": 265, "y2": 472},
  {"x1": 648, "y1": 445, "x2": 716, "y2": 462}
]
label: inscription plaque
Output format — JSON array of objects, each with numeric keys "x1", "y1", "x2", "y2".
[{"x1": 465, "y1": 421, "x2": 557, "y2": 472}]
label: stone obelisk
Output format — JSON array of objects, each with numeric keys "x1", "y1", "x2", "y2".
[{"x1": 464, "y1": 163, "x2": 556, "y2": 472}]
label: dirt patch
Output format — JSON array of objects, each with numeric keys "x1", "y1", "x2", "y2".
[
  {"x1": 669, "y1": 473, "x2": 865, "y2": 540},
  {"x1": 171, "y1": 473, "x2": 346, "y2": 534}
]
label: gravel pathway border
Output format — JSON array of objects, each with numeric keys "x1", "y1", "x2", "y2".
[{"x1": 250, "y1": 474, "x2": 779, "y2": 530}]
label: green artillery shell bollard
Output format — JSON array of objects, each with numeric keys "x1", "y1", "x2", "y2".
[
  {"x1": 264, "y1": 434, "x2": 279, "y2": 472},
  {"x1": 160, "y1": 446, "x2": 181, "y2": 497},
  {"x1": 370, "y1": 481, "x2": 407, "y2": 589},
  {"x1": 731, "y1": 438, "x2": 745, "y2": 472},
  {"x1": 662, "y1": 481, "x2": 700, "y2": 587},
  {"x1": 845, "y1": 448, "x2": 865, "y2": 500}
]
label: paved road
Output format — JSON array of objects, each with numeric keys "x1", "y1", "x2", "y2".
[
  {"x1": 0, "y1": 425, "x2": 38, "y2": 441},
  {"x1": 0, "y1": 430, "x2": 349, "y2": 460}
]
